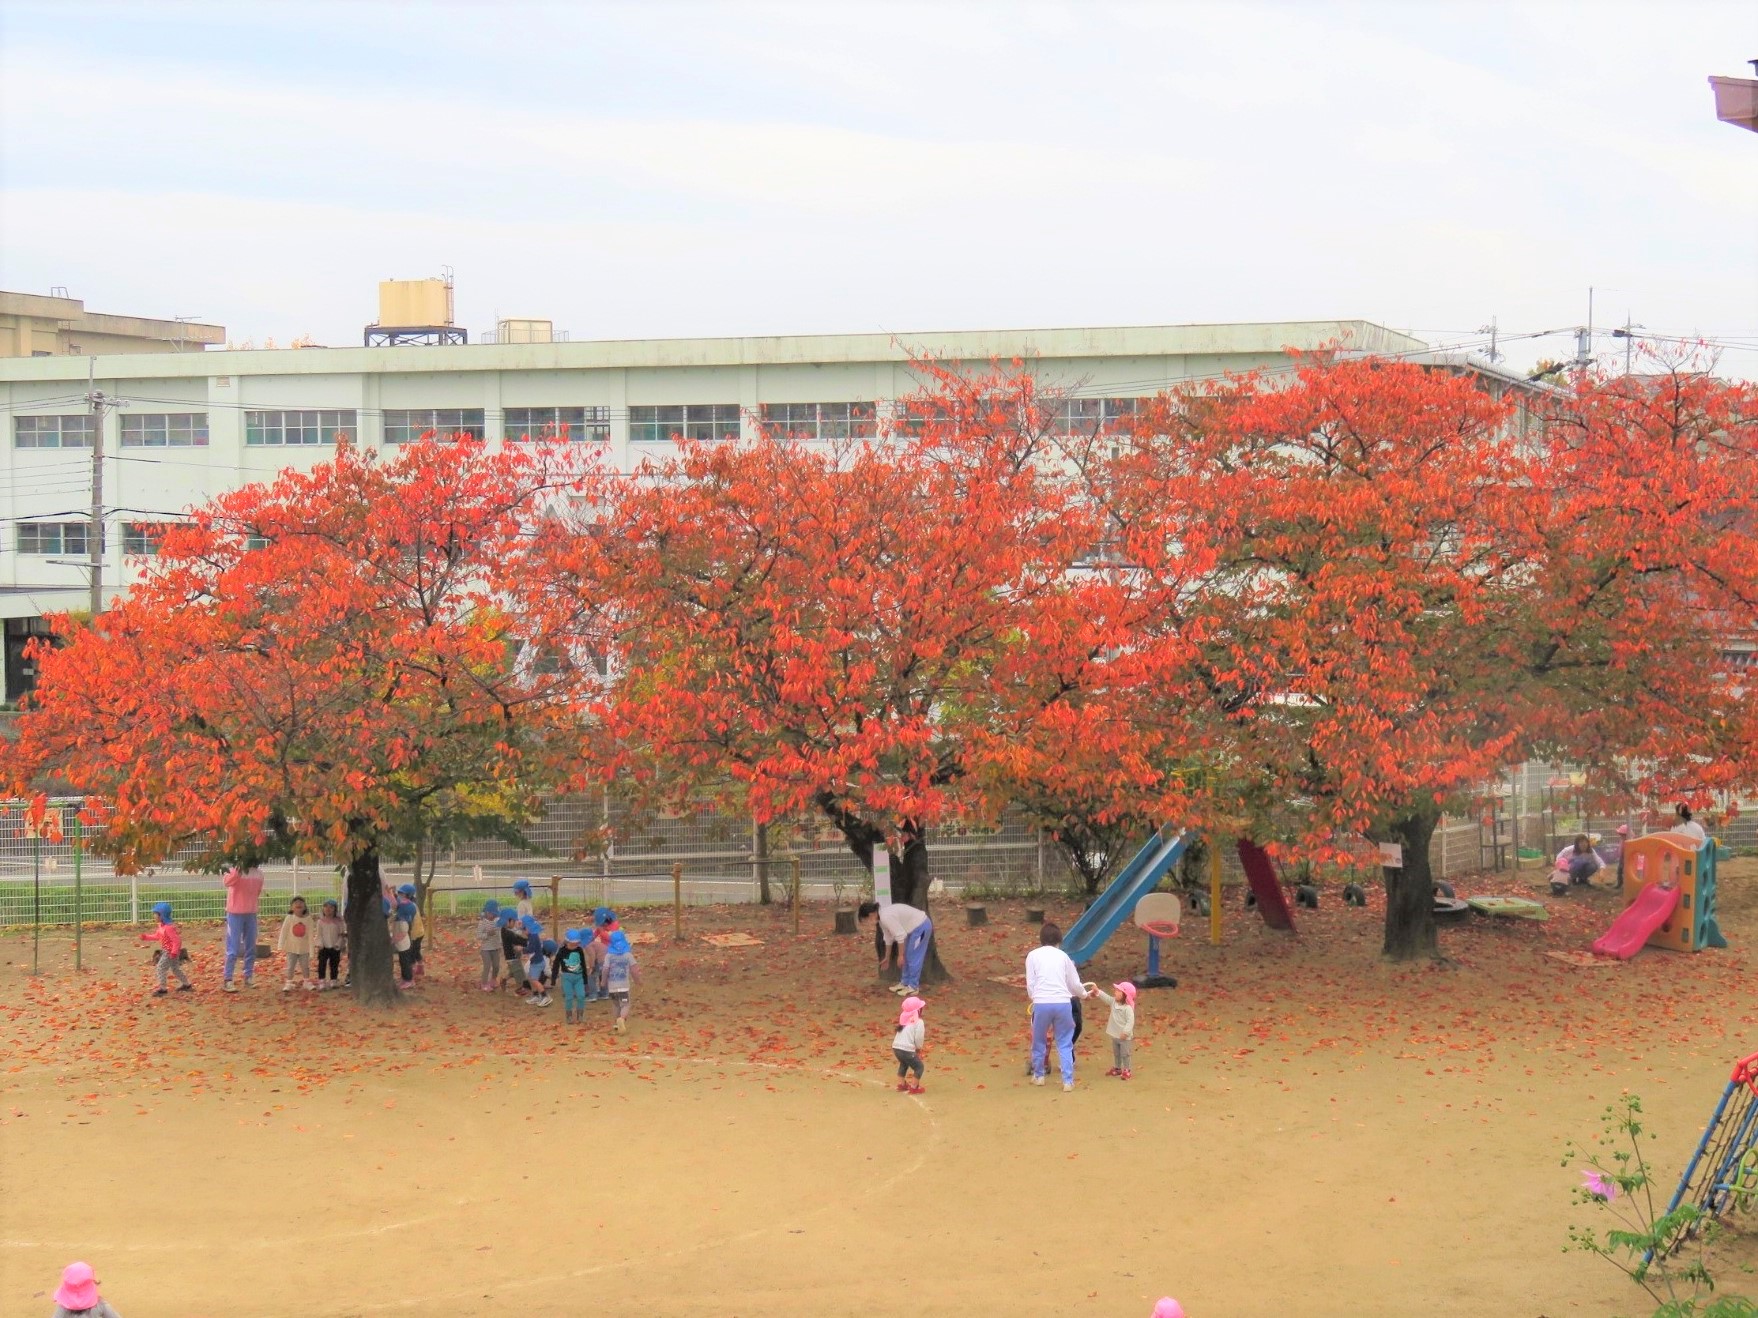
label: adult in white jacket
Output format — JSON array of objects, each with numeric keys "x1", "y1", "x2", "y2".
[{"x1": 1025, "y1": 922, "x2": 1091, "y2": 1090}]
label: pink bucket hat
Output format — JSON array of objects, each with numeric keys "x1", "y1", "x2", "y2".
[
  {"x1": 1114, "y1": 981, "x2": 1137, "y2": 1006},
  {"x1": 898, "y1": 995, "x2": 925, "y2": 1027},
  {"x1": 1152, "y1": 1299, "x2": 1186, "y2": 1318},
  {"x1": 55, "y1": 1262, "x2": 99, "y2": 1309}
]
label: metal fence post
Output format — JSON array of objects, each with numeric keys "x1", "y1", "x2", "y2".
[
  {"x1": 130, "y1": 872, "x2": 139, "y2": 925},
  {"x1": 672, "y1": 862, "x2": 683, "y2": 941},
  {"x1": 73, "y1": 814, "x2": 83, "y2": 971},
  {"x1": 31, "y1": 835, "x2": 41, "y2": 976}
]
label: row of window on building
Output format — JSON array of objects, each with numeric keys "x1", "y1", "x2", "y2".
[
  {"x1": 10, "y1": 399, "x2": 1146, "y2": 449},
  {"x1": 13, "y1": 521, "x2": 173, "y2": 556}
]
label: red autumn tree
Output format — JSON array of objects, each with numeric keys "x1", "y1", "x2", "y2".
[
  {"x1": 9, "y1": 438, "x2": 587, "y2": 1004},
  {"x1": 1121, "y1": 354, "x2": 1758, "y2": 960},
  {"x1": 539, "y1": 364, "x2": 1195, "y2": 981}
]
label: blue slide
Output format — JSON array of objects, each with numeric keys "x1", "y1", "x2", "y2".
[{"x1": 1061, "y1": 828, "x2": 1191, "y2": 967}]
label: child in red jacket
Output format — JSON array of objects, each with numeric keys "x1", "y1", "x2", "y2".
[{"x1": 139, "y1": 901, "x2": 193, "y2": 996}]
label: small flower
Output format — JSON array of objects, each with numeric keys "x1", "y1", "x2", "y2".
[{"x1": 1582, "y1": 1170, "x2": 1619, "y2": 1201}]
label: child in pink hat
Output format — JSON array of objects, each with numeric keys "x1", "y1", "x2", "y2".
[
  {"x1": 52, "y1": 1261, "x2": 123, "y2": 1317},
  {"x1": 892, "y1": 995, "x2": 927, "y2": 1095},
  {"x1": 1090, "y1": 980, "x2": 1138, "y2": 1079},
  {"x1": 1151, "y1": 1299, "x2": 1186, "y2": 1318}
]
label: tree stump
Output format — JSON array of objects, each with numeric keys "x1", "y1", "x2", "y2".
[
  {"x1": 833, "y1": 908, "x2": 858, "y2": 935},
  {"x1": 1025, "y1": 907, "x2": 1046, "y2": 924},
  {"x1": 965, "y1": 903, "x2": 988, "y2": 927}
]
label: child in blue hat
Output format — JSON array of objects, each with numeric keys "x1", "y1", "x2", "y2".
[
  {"x1": 512, "y1": 879, "x2": 535, "y2": 923},
  {"x1": 139, "y1": 900, "x2": 193, "y2": 996},
  {"x1": 591, "y1": 908, "x2": 619, "y2": 1000},
  {"x1": 476, "y1": 900, "x2": 503, "y2": 991},
  {"x1": 552, "y1": 929, "x2": 590, "y2": 1023},
  {"x1": 605, "y1": 930, "x2": 638, "y2": 1033},
  {"x1": 391, "y1": 901, "x2": 417, "y2": 990},
  {"x1": 526, "y1": 938, "x2": 556, "y2": 1008},
  {"x1": 397, "y1": 883, "x2": 427, "y2": 983}
]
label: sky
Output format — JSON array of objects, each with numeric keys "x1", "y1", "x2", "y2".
[{"x1": 1, "y1": 0, "x2": 1755, "y2": 376}]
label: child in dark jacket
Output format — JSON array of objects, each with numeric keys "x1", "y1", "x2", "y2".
[{"x1": 499, "y1": 911, "x2": 529, "y2": 995}]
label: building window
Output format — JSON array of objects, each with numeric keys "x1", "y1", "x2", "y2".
[
  {"x1": 122, "y1": 522, "x2": 183, "y2": 556},
  {"x1": 628, "y1": 404, "x2": 741, "y2": 444},
  {"x1": 245, "y1": 533, "x2": 271, "y2": 551},
  {"x1": 382, "y1": 408, "x2": 486, "y2": 444},
  {"x1": 244, "y1": 409, "x2": 357, "y2": 446},
  {"x1": 759, "y1": 402, "x2": 878, "y2": 441},
  {"x1": 1050, "y1": 398, "x2": 1143, "y2": 436},
  {"x1": 16, "y1": 521, "x2": 95, "y2": 555},
  {"x1": 14, "y1": 415, "x2": 94, "y2": 449},
  {"x1": 121, "y1": 413, "x2": 209, "y2": 447},
  {"x1": 504, "y1": 406, "x2": 611, "y2": 443}
]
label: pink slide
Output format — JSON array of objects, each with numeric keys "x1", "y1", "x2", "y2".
[{"x1": 1592, "y1": 884, "x2": 1682, "y2": 960}]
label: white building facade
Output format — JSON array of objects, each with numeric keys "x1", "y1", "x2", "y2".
[{"x1": 1, "y1": 320, "x2": 1440, "y2": 701}]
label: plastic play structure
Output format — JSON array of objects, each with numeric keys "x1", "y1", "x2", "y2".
[
  {"x1": 1591, "y1": 833, "x2": 1725, "y2": 960},
  {"x1": 1660, "y1": 1051, "x2": 1758, "y2": 1252},
  {"x1": 1062, "y1": 828, "x2": 1192, "y2": 967},
  {"x1": 1061, "y1": 828, "x2": 1305, "y2": 977}
]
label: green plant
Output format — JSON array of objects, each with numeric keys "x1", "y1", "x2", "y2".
[{"x1": 1562, "y1": 1093, "x2": 1754, "y2": 1315}]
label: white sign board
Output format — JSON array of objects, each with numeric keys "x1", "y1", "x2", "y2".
[
  {"x1": 873, "y1": 848, "x2": 893, "y2": 907},
  {"x1": 1379, "y1": 842, "x2": 1404, "y2": 869}
]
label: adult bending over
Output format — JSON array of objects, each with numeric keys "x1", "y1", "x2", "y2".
[
  {"x1": 1026, "y1": 922, "x2": 1090, "y2": 1091},
  {"x1": 859, "y1": 900, "x2": 934, "y2": 995}
]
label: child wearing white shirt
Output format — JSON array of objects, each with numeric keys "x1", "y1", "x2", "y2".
[
  {"x1": 892, "y1": 996, "x2": 927, "y2": 1095},
  {"x1": 1089, "y1": 980, "x2": 1138, "y2": 1079}
]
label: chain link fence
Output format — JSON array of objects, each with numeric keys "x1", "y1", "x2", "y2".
[{"x1": 0, "y1": 794, "x2": 1063, "y2": 930}]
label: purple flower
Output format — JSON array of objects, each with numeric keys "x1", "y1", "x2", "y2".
[{"x1": 1583, "y1": 1170, "x2": 1619, "y2": 1201}]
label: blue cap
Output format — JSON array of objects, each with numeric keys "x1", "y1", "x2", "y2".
[
  {"x1": 512, "y1": 880, "x2": 532, "y2": 896},
  {"x1": 520, "y1": 914, "x2": 542, "y2": 933},
  {"x1": 482, "y1": 899, "x2": 501, "y2": 916},
  {"x1": 151, "y1": 900, "x2": 173, "y2": 921},
  {"x1": 564, "y1": 928, "x2": 584, "y2": 943},
  {"x1": 497, "y1": 910, "x2": 515, "y2": 926},
  {"x1": 541, "y1": 938, "x2": 558, "y2": 956},
  {"x1": 593, "y1": 907, "x2": 615, "y2": 927},
  {"x1": 397, "y1": 883, "x2": 416, "y2": 898},
  {"x1": 608, "y1": 931, "x2": 631, "y2": 955},
  {"x1": 396, "y1": 901, "x2": 417, "y2": 923}
]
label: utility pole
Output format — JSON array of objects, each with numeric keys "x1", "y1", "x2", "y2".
[
  {"x1": 83, "y1": 357, "x2": 115, "y2": 617},
  {"x1": 1479, "y1": 317, "x2": 1500, "y2": 363}
]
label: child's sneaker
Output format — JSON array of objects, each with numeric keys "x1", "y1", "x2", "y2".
[
  {"x1": 398, "y1": 981, "x2": 414, "y2": 991},
  {"x1": 1120, "y1": 1070, "x2": 1133, "y2": 1080},
  {"x1": 243, "y1": 977, "x2": 256, "y2": 989},
  {"x1": 907, "y1": 1084, "x2": 925, "y2": 1095},
  {"x1": 614, "y1": 1017, "x2": 626, "y2": 1033},
  {"x1": 1105, "y1": 1067, "x2": 1121, "y2": 1077},
  {"x1": 1031, "y1": 1075, "x2": 1045, "y2": 1086},
  {"x1": 304, "y1": 981, "x2": 318, "y2": 991},
  {"x1": 222, "y1": 980, "x2": 238, "y2": 993},
  {"x1": 176, "y1": 984, "x2": 195, "y2": 992},
  {"x1": 152, "y1": 988, "x2": 168, "y2": 997},
  {"x1": 896, "y1": 1081, "x2": 911, "y2": 1092},
  {"x1": 282, "y1": 981, "x2": 294, "y2": 992},
  {"x1": 1062, "y1": 1081, "x2": 1075, "y2": 1092}
]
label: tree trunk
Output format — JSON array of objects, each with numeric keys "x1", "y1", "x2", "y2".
[
  {"x1": 1381, "y1": 808, "x2": 1442, "y2": 962},
  {"x1": 888, "y1": 827, "x2": 949, "y2": 985},
  {"x1": 344, "y1": 841, "x2": 399, "y2": 1006},
  {"x1": 813, "y1": 792, "x2": 951, "y2": 985},
  {"x1": 753, "y1": 818, "x2": 771, "y2": 906}
]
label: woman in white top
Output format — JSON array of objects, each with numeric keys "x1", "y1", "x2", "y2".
[
  {"x1": 1024, "y1": 922, "x2": 1090, "y2": 1091},
  {"x1": 1673, "y1": 804, "x2": 1708, "y2": 848}
]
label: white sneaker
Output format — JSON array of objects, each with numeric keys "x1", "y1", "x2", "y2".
[
  {"x1": 223, "y1": 981, "x2": 238, "y2": 994},
  {"x1": 281, "y1": 982, "x2": 293, "y2": 992},
  {"x1": 1062, "y1": 1082, "x2": 1074, "y2": 1092},
  {"x1": 1031, "y1": 1075, "x2": 1044, "y2": 1086}
]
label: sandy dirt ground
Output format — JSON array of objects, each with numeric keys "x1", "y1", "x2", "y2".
[{"x1": 3, "y1": 865, "x2": 1757, "y2": 1318}]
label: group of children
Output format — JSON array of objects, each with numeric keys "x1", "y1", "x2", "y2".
[
  {"x1": 474, "y1": 884, "x2": 639, "y2": 1029},
  {"x1": 139, "y1": 877, "x2": 637, "y2": 1025}
]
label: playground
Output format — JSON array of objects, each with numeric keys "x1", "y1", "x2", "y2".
[{"x1": 3, "y1": 861, "x2": 1757, "y2": 1317}]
